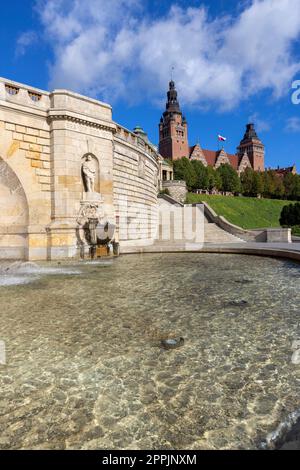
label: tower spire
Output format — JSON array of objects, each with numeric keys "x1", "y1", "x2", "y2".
[
  {"x1": 237, "y1": 123, "x2": 265, "y2": 171},
  {"x1": 170, "y1": 65, "x2": 175, "y2": 81},
  {"x1": 166, "y1": 80, "x2": 181, "y2": 114},
  {"x1": 159, "y1": 80, "x2": 189, "y2": 161}
]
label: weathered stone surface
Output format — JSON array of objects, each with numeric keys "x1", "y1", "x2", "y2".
[
  {"x1": 162, "y1": 180, "x2": 187, "y2": 204},
  {"x1": 0, "y1": 77, "x2": 159, "y2": 260}
]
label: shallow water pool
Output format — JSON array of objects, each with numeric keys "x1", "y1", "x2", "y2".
[{"x1": 0, "y1": 253, "x2": 299, "y2": 449}]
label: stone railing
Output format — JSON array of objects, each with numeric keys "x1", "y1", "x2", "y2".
[
  {"x1": 157, "y1": 193, "x2": 184, "y2": 207},
  {"x1": 115, "y1": 124, "x2": 158, "y2": 162},
  {"x1": 266, "y1": 228, "x2": 292, "y2": 243},
  {"x1": 0, "y1": 78, "x2": 50, "y2": 111}
]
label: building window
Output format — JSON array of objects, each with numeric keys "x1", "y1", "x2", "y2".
[{"x1": 5, "y1": 84, "x2": 19, "y2": 95}]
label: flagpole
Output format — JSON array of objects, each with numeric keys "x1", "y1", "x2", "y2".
[{"x1": 217, "y1": 134, "x2": 227, "y2": 151}]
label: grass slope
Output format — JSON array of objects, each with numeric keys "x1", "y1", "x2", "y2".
[{"x1": 186, "y1": 193, "x2": 294, "y2": 229}]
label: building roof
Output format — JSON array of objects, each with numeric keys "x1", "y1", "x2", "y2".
[
  {"x1": 189, "y1": 147, "x2": 240, "y2": 170},
  {"x1": 273, "y1": 165, "x2": 297, "y2": 176},
  {"x1": 239, "y1": 123, "x2": 262, "y2": 144}
]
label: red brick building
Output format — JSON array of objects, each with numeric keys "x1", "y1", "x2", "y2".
[
  {"x1": 159, "y1": 81, "x2": 265, "y2": 173},
  {"x1": 273, "y1": 164, "x2": 297, "y2": 177},
  {"x1": 159, "y1": 80, "x2": 189, "y2": 161}
]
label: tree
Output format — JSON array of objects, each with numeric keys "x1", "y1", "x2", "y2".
[
  {"x1": 293, "y1": 175, "x2": 300, "y2": 200},
  {"x1": 283, "y1": 173, "x2": 295, "y2": 199},
  {"x1": 204, "y1": 166, "x2": 221, "y2": 190},
  {"x1": 190, "y1": 160, "x2": 208, "y2": 190},
  {"x1": 240, "y1": 168, "x2": 263, "y2": 196},
  {"x1": 252, "y1": 171, "x2": 264, "y2": 196},
  {"x1": 283, "y1": 173, "x2": 300, "y2": 200},
  {"x1": 280, "y1": 202, "x2": 300, "y2": 226},
  {"x1": 216, "y1": 164, "x2": 240, "y2": 193},
  {"x1": 240, "y1": 167, "x2": 254, "y2": 196},
  {"x1": 262, "y1": 170, "x2": 277, "y2": 198},
  {"x1": 173, "y1": 157, "x2": 196, "y2": 190},
  {"x1": 274, "y1": 177, "x2": 285, "y2": 198}
]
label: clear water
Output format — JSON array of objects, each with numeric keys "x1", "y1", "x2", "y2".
[{"x1": 0, "y1": 253, "x2": 299, "y2": 450}]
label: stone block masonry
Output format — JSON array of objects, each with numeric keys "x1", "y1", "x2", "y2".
[
  {"x1": 4, "y1": 121, "x2": 51, "y2": 192},
  {"x1": 113, "y1": 135, "x2": 159, "y2": 247},
  {"x1": 162, "y1": 180, "x2": 187, "y2": 204},
  {"x1": 0, "y1": 77, "x2": 159, "y2": 260}
]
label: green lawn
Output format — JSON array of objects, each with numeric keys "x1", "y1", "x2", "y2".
[{"x1": 186, "y1": 193, "x2": 294, "y2": 229}]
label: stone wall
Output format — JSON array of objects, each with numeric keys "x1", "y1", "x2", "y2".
[
  {"x1": 266, "y1": 228, "x2": 292, "y2": 243},
  {"x1": 0, "y1": 78, "x2": 160, "y2": 260},
  {"x1": 47, "y1": 89, "x2": 116, "y2": 259},
  {"x1": 162, "y1": 180, "x2": 187, "y2": 204},
  {"x1": 0, "y1": 79, "x2": 52, "y2": 259},
  {"x1": 114, "y1": 126, "x2": 159, "y2": 249}
]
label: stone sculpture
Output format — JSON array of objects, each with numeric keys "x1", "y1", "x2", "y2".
[{"x1": 82, "y1": 155, "x2": 96, "y2": 193}]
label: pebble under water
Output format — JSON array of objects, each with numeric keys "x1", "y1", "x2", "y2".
[{"x1": 0, "y1": 253, "x2": 299, "y2": 450}]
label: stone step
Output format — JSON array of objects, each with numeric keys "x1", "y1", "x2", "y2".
[
  {"x1": 158, "y1": 204, "x2": 244, "y2": 245},
  {"x1": 158, "y1": 223, "x2": 243, "y2": 244},
  {"x1": 204, "y1": 223, "x2": 242, "y2": 243}
]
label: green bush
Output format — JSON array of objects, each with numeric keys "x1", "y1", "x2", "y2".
[
  {"x1": 159, "y1": 188, "x2": 170, "y2": 196},
  {"x1": 280, "y1": 202, "x2": 300, "y2": 226},
  {"x1": 292, "y1": 225, "x2": 300, "y2": 236}
]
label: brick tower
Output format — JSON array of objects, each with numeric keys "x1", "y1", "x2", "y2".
[
  {"x1": 159, "y1": 81, "x2": 189, "y2": 161},
  {"x1": 237, "y1": 123, "x2": 265, "y2": 171}
]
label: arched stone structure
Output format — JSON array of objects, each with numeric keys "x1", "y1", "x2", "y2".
[
  {"x1": 0, "y1": 78, "x2": 160, "y2": 260},
  {"x1": 0, "y1": 157, "x2": 29, "y2": 259}
]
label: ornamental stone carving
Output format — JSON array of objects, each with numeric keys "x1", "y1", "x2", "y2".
[{"x1": 76, "y1": 201, "x2": 104, "y2": 226}]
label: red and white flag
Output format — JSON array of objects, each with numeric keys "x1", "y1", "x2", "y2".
[{"x1": 218, "y1": 134, "x2": 227, "y2": 142}]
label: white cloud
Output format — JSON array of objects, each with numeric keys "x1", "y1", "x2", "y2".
[
  {"x1": 285, "y1": 116, "x2": 300, "y2": 132},
  {"x1": 35, "y1": 0, "x2": 300, "y2": 109},
  {"x1": 16, "y1": 31, "x2": 38, "y2": 57}
]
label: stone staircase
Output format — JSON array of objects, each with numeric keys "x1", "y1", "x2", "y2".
[
  {"x1": 148, "y1": 196, "x2": 244, "y2": 251},
  {"x1": 203, "y1": 217, "x2": 243, "y2": 244}
]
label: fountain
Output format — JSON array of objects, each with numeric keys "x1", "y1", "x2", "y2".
[
  {"x1": 87, "y1": 217, "x2": 99, "y2": 260},
  {"x1": 76, "y1": 156, "x2": 119, "y2": 260},
  {"x1": 77, "y1": 203, "x2": 119, "y2": 260}
]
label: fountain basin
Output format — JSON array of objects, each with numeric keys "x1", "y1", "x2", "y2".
[{"x1": 0, "y1": 253, "x2": 299, "y2": 450}]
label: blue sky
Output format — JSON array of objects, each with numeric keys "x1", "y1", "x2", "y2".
[{"x1": 1, "y1": 0, "x2": 300, "y2": 168}]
